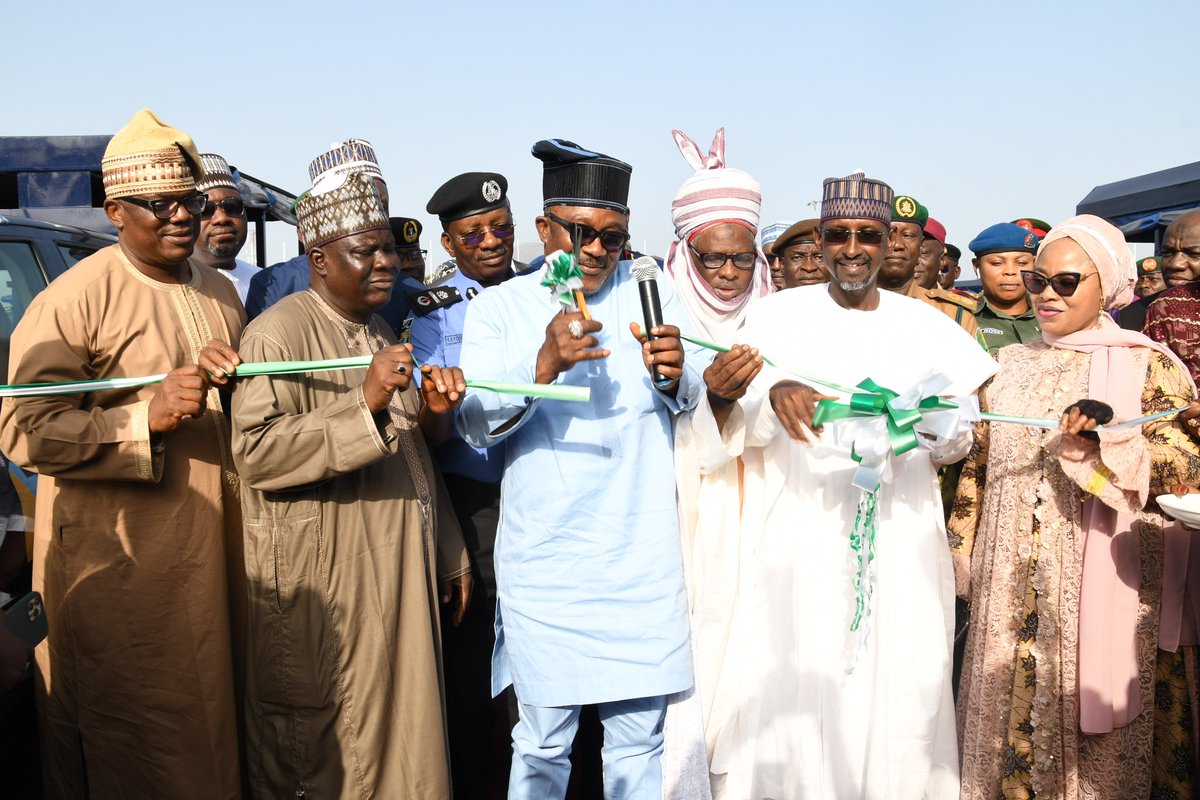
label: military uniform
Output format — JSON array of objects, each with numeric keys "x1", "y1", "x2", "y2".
[
  {"x1": 968, "y1": 222, "x2": 1044, "y2": 356},
  {"x1": 974, "y1": 295, "x2": 1040, "y2": 355},
  {"x1": 906, "y1": 281, "x2": 987, "y2": 348}
]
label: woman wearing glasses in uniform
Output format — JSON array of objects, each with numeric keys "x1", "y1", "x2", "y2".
[{"x1": 950, "y1": 215, "x2": 1200, "y2": 799}]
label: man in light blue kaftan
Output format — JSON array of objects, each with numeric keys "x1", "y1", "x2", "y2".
[{"x1": 455, "y1": 138, "x2": 707, "y2": 799}]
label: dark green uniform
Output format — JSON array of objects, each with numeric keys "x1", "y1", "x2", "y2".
[{"x1": 974, "y1": 296, "x2": 1040, "y2": 355}]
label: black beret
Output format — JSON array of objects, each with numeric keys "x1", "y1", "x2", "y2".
[
  {"x1": 532, "y1": 138, "x2": 632, "y2": 214},
  {"x1": 426, "y1": 172, "x2": 509, "y2": 223},
  {"x1": 389, "y1": 216, "x2": 423, "y2": 248},
  {"x1": 944, "y1": 243, "x2": 961, "y2": 261}
]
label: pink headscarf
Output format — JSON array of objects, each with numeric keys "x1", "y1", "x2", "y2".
[
  {"x1": 664, "y1": 128, "x2": 773, "y2": 341},
  {"x1": 1040, "y1": 214, "x2": 1197, "y2": 734}
]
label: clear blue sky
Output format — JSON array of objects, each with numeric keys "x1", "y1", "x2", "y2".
[{"x1": 7, "y1": 0, "x2": 1197, "y2": 270}]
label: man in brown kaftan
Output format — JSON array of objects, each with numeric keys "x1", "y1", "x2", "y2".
[
  {"x1": 231, "y1": 172, "x2": 470, "y2": 799},
  {"x1": 0, "y1": 109, "x2": 246, "y2": 799}
]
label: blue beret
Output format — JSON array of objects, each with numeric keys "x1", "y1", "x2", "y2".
[{"x1": 969, "y1": 222, "x2": 1039, "y2": 257}]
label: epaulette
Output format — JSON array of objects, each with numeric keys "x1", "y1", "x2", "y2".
[
  {"x1": 408, "y1": 286, "x2": 463, "y2": 316},
  {"x1": 932, "y1": 287, "x2": 978, "y2": 312}
]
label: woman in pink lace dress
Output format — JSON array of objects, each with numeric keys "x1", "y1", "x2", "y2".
[{"x1": 949, "y1": 215, "x2": 1200, "y2": 799}]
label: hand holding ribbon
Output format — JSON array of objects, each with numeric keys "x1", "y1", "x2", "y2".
[{"x1": 769, "y1": 381, "x2": 839, "y2": 443}]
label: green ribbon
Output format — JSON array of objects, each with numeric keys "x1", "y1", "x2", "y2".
[
  {"x1": 0, "y1": 356, "x2": 591, "y2": 403},
  {"x1": 811, "y1": 378, "x2": 959, "y2": 458},
  {"x1": 849, "y1": 488, "x2": 879, "y2": 633},
  {"x1": 670, "y1": 331, "x2": 1188, "y2": 433}
]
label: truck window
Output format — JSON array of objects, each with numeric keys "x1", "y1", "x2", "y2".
[
  {"x1": 56, "y1": 243, "x2": 101, "y2": 269},
  {"x1": 0, "y1": 241, "x2": 48, "y2": 381},
  {"x1": 0, "y1": 242, "x2": 46, "y2": 326}
]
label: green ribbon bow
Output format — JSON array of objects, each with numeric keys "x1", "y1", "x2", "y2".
[{"x1": 811, "y1": 377, "x2": 959, "y2": 459}]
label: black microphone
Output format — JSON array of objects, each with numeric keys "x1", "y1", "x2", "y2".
[{"x1": 632, "y1": 256, "x2": 671, "y2": 387}]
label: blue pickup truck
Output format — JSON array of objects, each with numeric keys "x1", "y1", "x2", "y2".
[{"x1": 0, "y1": 215, "x2": 116, "y2": 523}]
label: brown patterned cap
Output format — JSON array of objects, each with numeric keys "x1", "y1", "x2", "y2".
[
  {"x1": 194, "y1": 153, "x2": 237, "y2": 193},
  {"x1": 101, "y1": 109, "x2": 201, "y2": 199},
  {"x1": 295, "y1": 172, "x2": 389, "y2": 249}
]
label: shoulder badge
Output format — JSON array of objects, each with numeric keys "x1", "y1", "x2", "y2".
[
  {"x1": 408, "y1": 286, "x2": 463, "y2": 316},
  {"x1": 934, "y1": 287, "x2": 977, "y2": 311}
]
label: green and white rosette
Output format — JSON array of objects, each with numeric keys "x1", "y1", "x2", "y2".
[{"x1": 539, "y1": 249, "x2": 584, "y2": 310}]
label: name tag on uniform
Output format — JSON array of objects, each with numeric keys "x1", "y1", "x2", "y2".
[
  {"x1": 409, "y1": 286, "x2": 462, "y2": 316},
  {"x1": 980, "y1": 326, "x2": 1004, "y2": 336},
  {"x1": 445, "y1": 334, "x2": 463, "y2": 346}
]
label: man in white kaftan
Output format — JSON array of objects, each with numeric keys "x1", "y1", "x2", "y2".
[{"x1": 690, "y1": 172, "x2": 997, "y2": 800}]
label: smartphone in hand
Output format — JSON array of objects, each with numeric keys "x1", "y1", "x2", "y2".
[{"x1": 4, "y1": 591, "x2": 47, "y2": 647}]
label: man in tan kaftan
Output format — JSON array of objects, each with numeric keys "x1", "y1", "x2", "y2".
[
  {"x1": 231, "y1": 172, "x2": 470, "y2": 799},
  {"x1": 0, "y1": 109, "x2": 246, "y2": 799}
]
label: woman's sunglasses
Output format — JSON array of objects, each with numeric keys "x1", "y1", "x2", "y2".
[{"x1": 1020, "y1": 270, "x2": 1100, "y2": 297}]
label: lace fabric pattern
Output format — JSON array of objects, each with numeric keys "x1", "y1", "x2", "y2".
[{"x1": 950, "y1": 342, "x2": 1200, "y2": 799}]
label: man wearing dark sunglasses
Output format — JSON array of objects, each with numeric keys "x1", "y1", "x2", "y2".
[
  {"x1": 0, "y1": 109, "x2": 245, "y2": 799},
  {"x1": 968, "y1": 222, "x2": 1042, "y2": 355},
  {"x1": 457, "y1": 139, "x2": 703, "y2": 800},
  {"x1": 697, "y1": 171, "x2": 998, "y2": 798},
  {"x1": 415, "y1": 171, "x2": 525, "y2": 797},
  {"x1": 193, "y1": 153, "x2": 258, "y2": 303}
]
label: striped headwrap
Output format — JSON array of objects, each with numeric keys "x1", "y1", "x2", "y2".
[{"x1": 664, "y1": 128, "x2": 773, "y2": 340}]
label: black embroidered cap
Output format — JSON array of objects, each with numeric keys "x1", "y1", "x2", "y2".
[{"x1": 532, "y1": 139, "x2": 632, "y2": 215}]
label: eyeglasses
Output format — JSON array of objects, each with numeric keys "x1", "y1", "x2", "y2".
[
  {"x1": 687, "y1": 243, "x2": 757, "y2": 271},
  {"x1": 820, "y1": 227, "x2": 887, "y2": 246},
  {"x1": 398, "y1": 249, "x2": 428, "y2": 267},
  {"x1": 201, "y1": 196, "x2": 246, "y2": 219},
  {"x1": 546, "y1": 213, "x2": 631, "y2": 253},
  {"x1": 456, "y1": 223, "x2": 515, "y2": 248},
  {"x1": 1020, "y1": 270, "x2": 1100, "y2": 297},
  {"x1": 121, "y1": 193, "x2": 207, "y2": 220}
]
